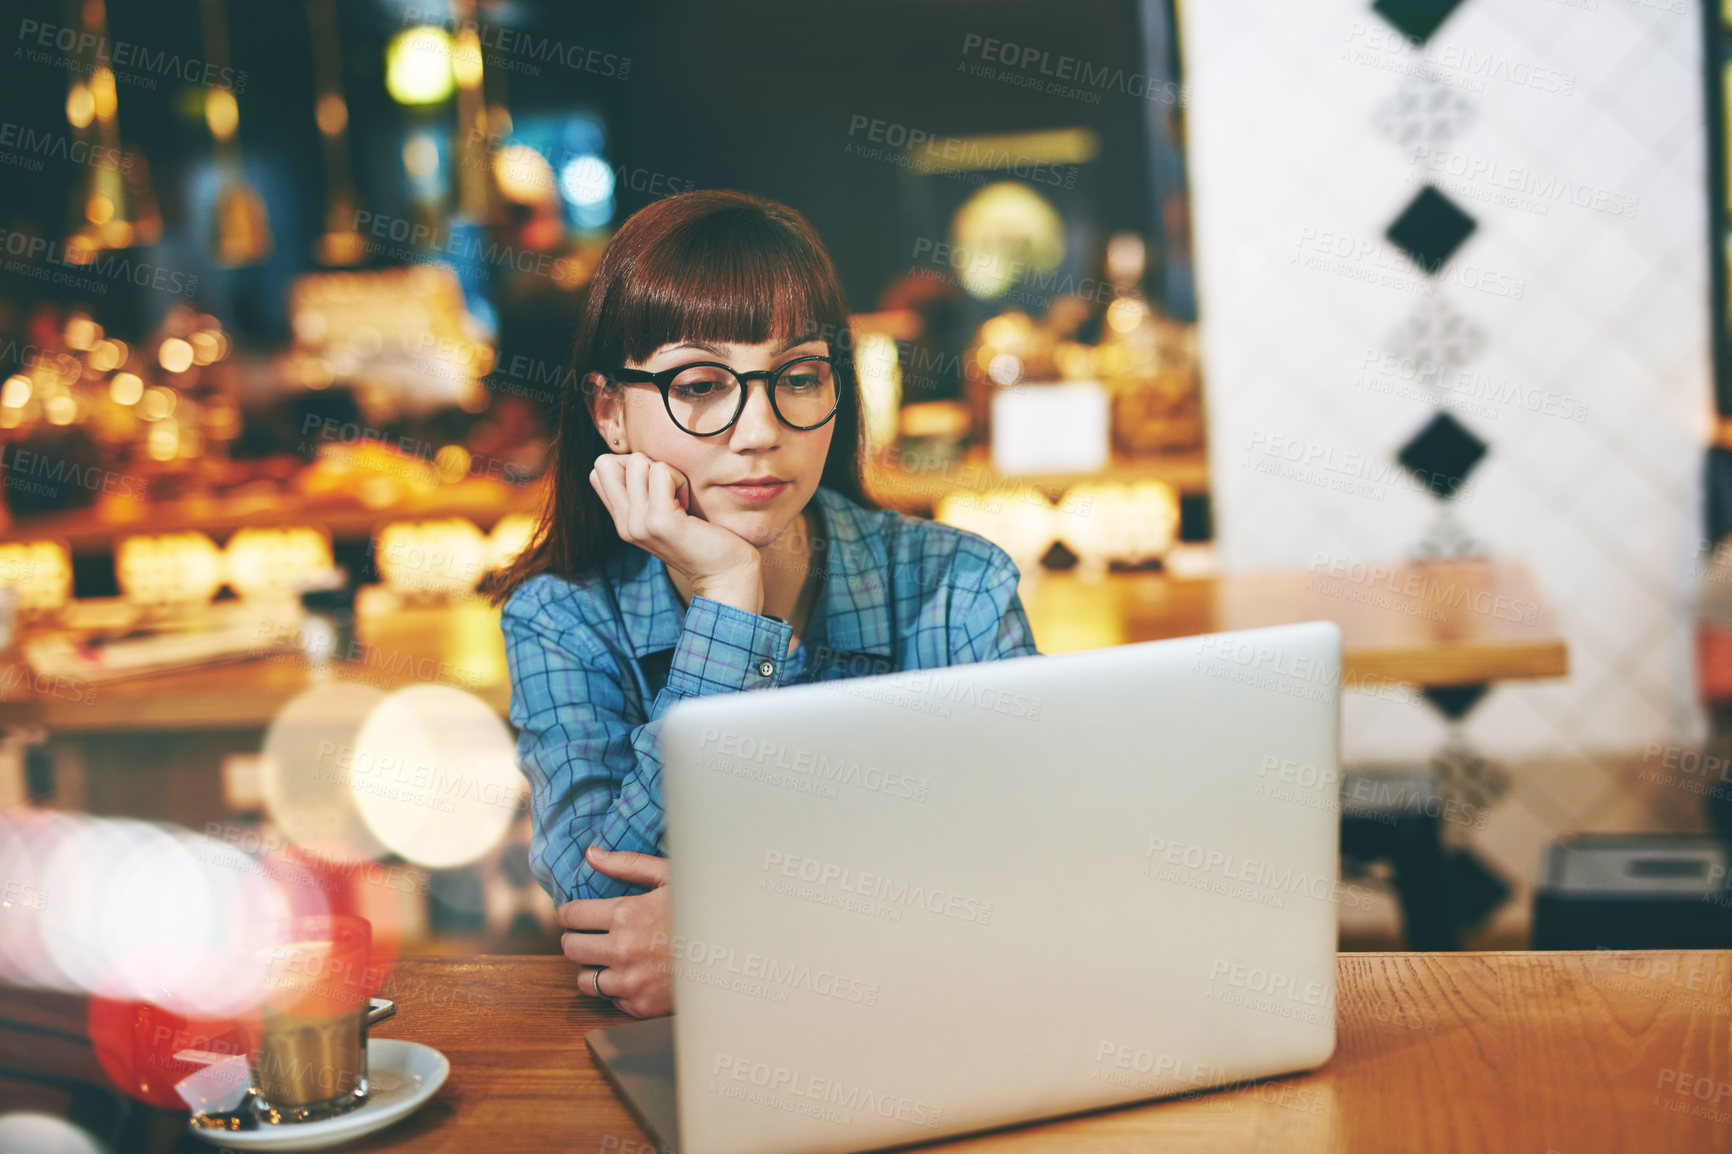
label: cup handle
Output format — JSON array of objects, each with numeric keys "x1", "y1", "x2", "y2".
[{"x1": 366, "y1": 998, "x2": 397, "y2": 1027}]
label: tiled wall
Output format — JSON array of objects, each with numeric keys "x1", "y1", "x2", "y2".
[{"x1": 1177, "y1": 0, "x2": 1714, "y2": 928}]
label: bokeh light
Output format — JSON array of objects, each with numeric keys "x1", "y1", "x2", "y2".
[
  {"x1": 349, "y1": 684, "x2": 522, "y2": 869},
  {"x1": 495, "y1": 144, "x2": 557, "y2": 204},
  {"x1": 0, "y1": 1113, "x2": 106, "y2": 1154},
  {"x1": 385, "y1": 26, "x2": 456, "y2": 105},
  {"x1": 261, "y1": 682, "x2": 392, "y2": 864},
  {"x1": 0, "y1": 809, "x2": 78, "y2": 991},
  {"x1": 158, "y1": 338, "x2": 194, "y2": 373}
]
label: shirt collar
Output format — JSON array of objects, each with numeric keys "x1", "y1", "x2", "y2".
[{"x1": 614, "y1": 484, "x2": 893, "y2": 660}]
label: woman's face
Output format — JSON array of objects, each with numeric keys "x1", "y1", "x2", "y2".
[{"x1": 592, "y1": 336, "x2": 837, "y2": 548}]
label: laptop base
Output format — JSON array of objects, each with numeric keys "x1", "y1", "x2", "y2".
[{"x1": 586, "y1": 1017, "x2": 680, "y2": 1153}]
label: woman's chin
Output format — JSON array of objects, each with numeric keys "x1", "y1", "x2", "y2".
[
  {"x1": 718, "y1": 521, "x2": 778, "y2": 547},
  {"x1": 704, "y1": 511, "x2": 788, "y2": 548}
]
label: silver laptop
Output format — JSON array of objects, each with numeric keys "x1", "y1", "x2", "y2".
[{"x1": 587, "y1": 621, "x2": 1342, "y2": 1154}]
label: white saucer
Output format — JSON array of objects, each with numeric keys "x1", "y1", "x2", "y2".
[{"x1": 186, "y1": 1039, "x2": 450, "y2": 1151}]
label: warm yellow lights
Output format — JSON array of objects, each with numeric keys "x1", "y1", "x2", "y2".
[
  {"x1": 65, "y1": 84, "x2": 94, "y2": 129},
  {"x1": 935, "y1": 478, "x2": 1180, "y2": 580},
  {"x1": 433, "y1": 445, "x2": 472, "y2": 485},
  {"x1": 853, "y1": 331, "x2": 902, "y2": 454},
  {"x1": 1107, "y1": 297, "x2": 1149, "y2": 334},
  {"x1": 158, "y1": 338, "x2": 194, "y2": 374},
  {"x1": 493, "y1": 144, "x2": 556, "y2": 204},
  {"x1": 205, "y1": 88, "x2": 239, "y2": 142},
  {"x1": 488, "y1": 514, "x2": 536, "y2": 571},
  {"x1": 64, "y1": 315, "x2": 99, "y2": 351},
  {"x1": 224, "y1": 526, "x2": 336, "y2": 601},
  {"x1": 44, "y1": 396, "x2": 77, "y2": 426},
  {"x1": 1060, "y1": 480, "x2": 1181, "y2": 573},
  {"x1": 139, "y1": 386, "x2": 177, "y2": 421},
  {"x1": 2, "y1": 376, "x2": 32, "y2": 409},
  {"x1": 385, "y1": 26, "x2": 456, "y2": 105},
  {"x1": 116, "y1": 531, "x2": 225, "y2": 605},
  {"x1": 981, "y1": 314, "x2": 1031, "y2": 347},
  {"x1": 0, "y1": 541, "x2": 73, "y2": 613},
  {"x1": 86, "y1": 340, "x2": 121, "y2": 372},
  {"x1": 951, "y1": 182, "x2": 1065, "y2": 301},
  {"x1": 90, "y1": 68, "x2": 117, "y2": 120},
  {"x1": 145, "y1": 417, "x2": 180, "y2": 460},
  {"x1": 315, "y1": 92, "x2": 349, "y2": 136},
  {"x1": 375, "y1": 519, "x2": 489, "y2": 599},
  {"x1": 109, "y1": 372, "x2": 143, "y2": 406},
  {"x1": 906, "y1": 127, "x2": 1100, "y2": 175},
  {"x1": 451, "y1": 27, "x2": 484, "y2": 89}
]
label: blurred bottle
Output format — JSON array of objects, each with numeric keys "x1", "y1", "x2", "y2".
[{"x1": 1097, "y1": 233, "x2": 1204, "y2": 455}]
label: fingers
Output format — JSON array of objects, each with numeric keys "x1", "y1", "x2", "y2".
[
  {"x1": 575, "y1": 961, "x2": 670, "y2": 1018},
  {"x1": 575, "y1": 965, "x2": 611, "y2": 1001},
  {"x1": 556, "y1": 894, "x2": 626, "y2": 932},
  {"x1": 594, "y1": 453, "x2": 688, "y2": 544},
  {"x1": 589, "y1": 847, "x2": 670, "y2": 888},
  {"x1": 648, "y1": 461, "x2": 686, "y2": 523},
  {"x1": 622, "y1": 453, "x2": 651, "y2": 540},
  {"x1": 561, "y1": 930, "x2": 621, "y2": 968},
  {"x1": 590, "y1": 455, "x2": 629, "y2": 535}
]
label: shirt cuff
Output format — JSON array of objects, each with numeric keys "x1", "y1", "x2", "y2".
[{"x1": 662, "y1": 594, "x2": 794, "y2": 699}]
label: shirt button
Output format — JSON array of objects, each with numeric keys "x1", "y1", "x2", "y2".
[{"x1": 758, "y1": 660, "x2": 776, "y2": 678}]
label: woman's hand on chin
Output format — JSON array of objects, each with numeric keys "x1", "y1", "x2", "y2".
[{"x1": 591, "y1": 452, "x2": 763, "y2": 612}]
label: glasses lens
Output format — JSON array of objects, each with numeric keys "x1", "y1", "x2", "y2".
[
  {"x1": 666, "y1": 365, "x2": 742, "y2": 435},
  {"x1": 773, "y1": 359, "x2": 838, "y2": 428}
]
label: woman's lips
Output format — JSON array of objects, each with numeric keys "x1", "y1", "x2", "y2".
[{"x1": 720, "y1": 481, "x2": 790, "y2": 503}]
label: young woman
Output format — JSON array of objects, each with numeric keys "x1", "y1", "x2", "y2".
[{"x1": 487, "y1": 189, "x2": 1040, "y2": 1018}]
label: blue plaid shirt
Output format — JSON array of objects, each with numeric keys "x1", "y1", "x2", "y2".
[{"x1": 502, "y1": 484, "x2": 1041, "y2": 903}]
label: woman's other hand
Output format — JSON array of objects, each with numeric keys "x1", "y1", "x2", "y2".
[{"x1": 557, "y1": 846, "x2": 674, "y2": 1019}]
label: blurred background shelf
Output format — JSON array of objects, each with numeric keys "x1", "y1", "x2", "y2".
[
  {"x1": 0, "y1": 477, "x2": 544, "y2": 554},
  {"x1": 862, "y1": 444, "x2": 1209, "y2": 516}
]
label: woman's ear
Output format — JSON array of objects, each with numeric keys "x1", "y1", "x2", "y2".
[{"x1": 587, "y1": 371, "x2": 624, "y2": 451}]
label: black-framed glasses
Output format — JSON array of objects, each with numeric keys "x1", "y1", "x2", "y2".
[{"x1": 606, "y1": 355, "x2": 841, "y2": 437}]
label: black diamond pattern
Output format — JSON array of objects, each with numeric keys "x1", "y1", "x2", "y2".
[
  {"x1": 1397, "y1": 411, "x2": 1486, "y2": 499},
  {"x1": 1422, "y1": 683, "x2": 1489, "y2": 720},
  {"x1": 1386, "y1": 186, "x2": 1476, "y2": 274},
  {"x1": 1372, "y1": 0, "x2": 1466, "y2": 45}
]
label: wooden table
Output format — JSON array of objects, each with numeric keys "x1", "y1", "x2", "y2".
[
  {"x1": 43, "y1": 950, "x2": 1700, "y2": 1152},
  {"x1": 1022, "y1": 558, "x2": 1568, "y2": 686}
]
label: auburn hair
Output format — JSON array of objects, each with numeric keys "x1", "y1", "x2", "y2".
[{"x1": 484, "y1": 189, "x2": 878, "y2": 605}]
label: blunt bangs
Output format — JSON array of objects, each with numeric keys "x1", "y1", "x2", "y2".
[{"x1": 599, "y1": 204, "x2": 847, "y2": 368}]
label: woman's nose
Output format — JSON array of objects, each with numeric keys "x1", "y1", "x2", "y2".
[{"x1": 729, "y1": 379, "x2": 781, "y2": 445}]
